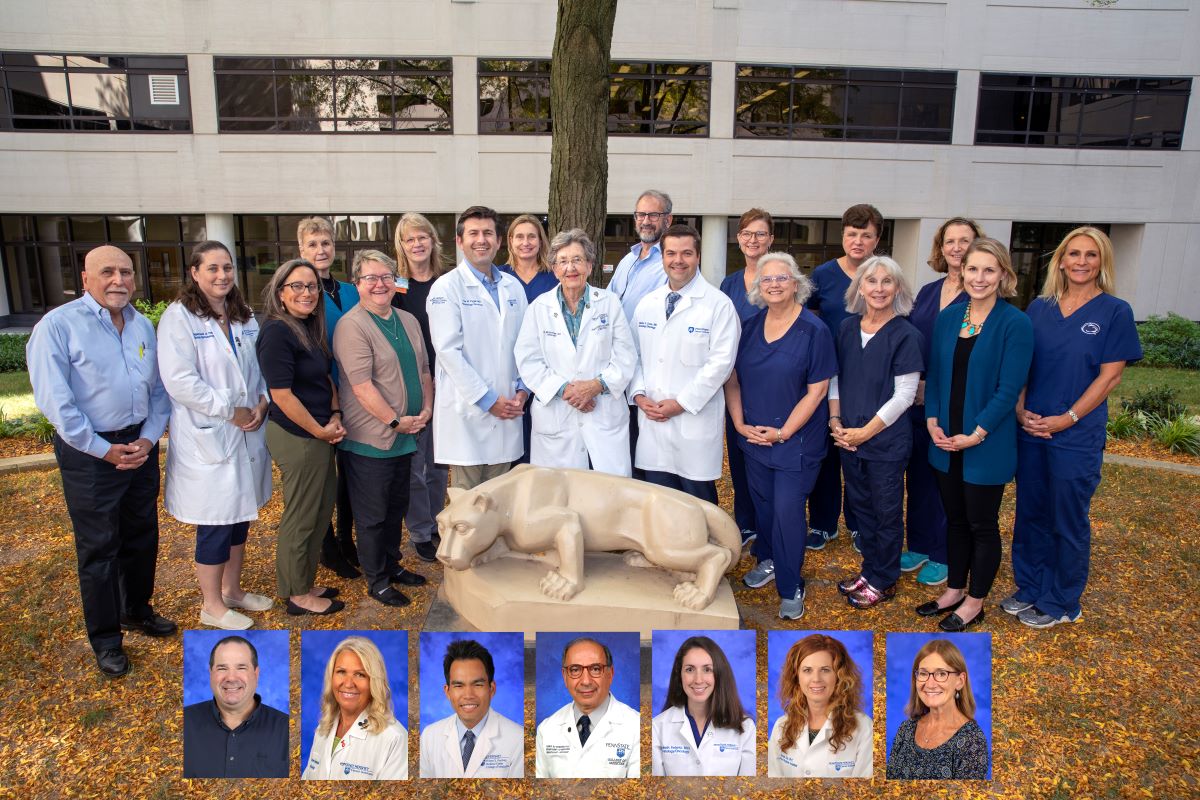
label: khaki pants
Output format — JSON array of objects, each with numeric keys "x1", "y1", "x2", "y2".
[
  {"x1": 451, "y1": 462, "x2": 511, "y2": 490},
  {"x1": 266, "y1": 421, "x2": 336, "y2": 597}
]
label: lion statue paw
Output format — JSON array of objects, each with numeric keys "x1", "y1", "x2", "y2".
[
  {"x1": 672, "y1": 581, "x2": 710, "y2": 610},
  {"x1": 539, "y1": 570, "x2": 580, "y2": 601}
]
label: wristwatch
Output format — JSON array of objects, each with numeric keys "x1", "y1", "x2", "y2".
[
  {"x1": 388, "y1": 418, "x2": 401, "y2": 429},
  {"x1": 1066, "y1": 408, "x2": 1079, "y2": 424}
]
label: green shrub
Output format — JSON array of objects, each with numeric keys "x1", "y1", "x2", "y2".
[
  {"x1": 25, "y1": 412, "x2": 55, "y2": 443},
  {"x1": 1150, "y1": 415, "x2": 1200, "y2": 455},
  {"x1": 0, "y1": 333, "x2": 30, "y2": 372},
  {"x1": 1121, "y1": 385, "x2": 1186, "y2": 421},
  {"x1": 0, "y1": 408, "x2": 21, "y2": 438},
  {"x1": 1106, "y1": 410, "x2": 1145, "y2": 440},
  {"x1": 1137, "y1": 313, "x2": 1200, "y2": 370},
  {"x1": 134, "y1": 299, "x2": 170, "y2": 328}
]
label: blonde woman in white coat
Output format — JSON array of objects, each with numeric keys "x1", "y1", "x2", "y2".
[
  {"x1": 768, "y1": 633, "x2": 873, "y2": 778},
  {"x1": 515, "y1": 229, "x2": 637, "y2": 476},
  {"x1": 157, "y1": 242, "x2": 272, "y2": 630}
]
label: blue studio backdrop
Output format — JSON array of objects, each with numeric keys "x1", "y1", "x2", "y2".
[
  {"x1": 885, "y1": 632, "x2": 993, "y2": 779},
  {"x1": 650, "y1": 629, "x2": 756, "y2": 721},
  {"x1": 535, "y1": 631, "x2": 640, "y2": 725},
  {"x1": 299, "y1": 630, "x2": 409, "y2": 773},
  {"x1": 182, "y1": 629, "x2": 290, "y2": 712},
  {"x1": 418, "y1": 631, "x2": 525, "y2": 728},
  {"x1": 766, "y1": 629, "x2": 874, "y2": 735}
]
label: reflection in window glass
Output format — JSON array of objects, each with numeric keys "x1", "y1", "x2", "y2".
[
  {"x1": 478, "y1": 59, "x2": 552, "y2": 133},
  {"x1": 724, "y1": 216, "x2": 895, "y2": 275},
  {"x1": 1009, "y1": 221, "x2": 1111, "y2": 308}
]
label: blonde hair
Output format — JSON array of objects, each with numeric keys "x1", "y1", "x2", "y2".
[
  {"x1": 316, "y1": 636, "x2": 397, "y2": 737},
  {"x1": 963, "y1": 238, "x2": 1018, "y2": 298},
  {"x1": 904, "y1": 639, "x2": 976, "y2": 720},
  {"x1": 928, "y1": 217, "x2": 985, "y2": 274},
  {"x1": 392, "y1": 212, "x2": 448, "y2": 280},
  {"x1": 506, "y1": 214, "x2": 551, "y2": 272},
  {"x1": 1040, "y1": 226, "x2": 1116, "y2": 301}
]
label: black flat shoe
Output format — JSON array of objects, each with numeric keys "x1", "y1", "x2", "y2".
[
  {"x1": 120, "y1": 612, "x2": 178, "y2": 637},
  {"x1": 96, "y1": 647, "x2": 131, "y2": 678},
  {"x1": 372, "y1": 586, "x2": 411, "y2": 607},
  {"x1": 286, "y1": 598, "x2": 345, "y2": 616},
  {"x1": 314, "y1": 587, "x2": 340, "y2": 599},
  {"x1": 413, "y1": 541, "x2": 438, "y2": 563},
  {"x1": 321, "y1": 553, "x2": 360, "y2": 579},
  {"x1": 390, "y1": 568, "x2": 427, "y2": 587},
  {"x1": 916, "y1": 598, "x2": 965, "y2": 618},
  {"x1": 939, "y1": 608, "x2": 985, "y2": 632}
]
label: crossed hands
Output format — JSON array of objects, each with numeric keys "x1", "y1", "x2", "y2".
[
  {"x1": 562, "y1": 379, "x2": 602, "y2": 413},
  {"x1": 103, "y1": 438, "x2": 155, "y2": 470},
  {"x1": 635, "y1": 395, "x2": 685, "y2": 423},
  {"x1": 488, "y1": 390, "x2": 528, "y2": 420},
  {"x1": 1017, "y1": 409, "x2": 1069, "y2": 439},
  {"x1": 737, "y1": 422, "x2": 782, "y2": 447},
  {"x1": 928, "y1": 419, "x2": 980, "y2": 452}
]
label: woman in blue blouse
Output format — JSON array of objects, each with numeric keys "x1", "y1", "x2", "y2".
[
  {"x1": 902, "y1": 218, "x2": 984, "y2": 587},
  {"x1": 720, "y1": 208, "x2": 776, "y2": 544},
  {"x1": 917, "y1": 238, "x2": 1033, "y2": 632},
  {"x1": 1007, "y1": 227, "x2": 1142, "y2": 629}
]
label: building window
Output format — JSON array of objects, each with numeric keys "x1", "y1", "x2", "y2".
[
  {"x1": 1009, "y1": 221, "x2": 1112, "y2": 309},
  {"x1": 725, "y1": 216, "x2": 895, "y2": 273},
  {"x1": 477, "y1": 59, "x2": 710, "y2": 136},
  {"x1": 215, "y1": 58, "x2": 452, "y2": 133},
  {"x1": 0, "y1": 214, "x2": 206, "y2": 315},
  {"x1": 0, "y1": 53, "x2": 191, "y2": 132},
  {"x1": 735, "y1": 65, "x2": 955, "y2": 142},
  {"x1": 976, "y1": 74, "x2": 1190, "y2": 149}
]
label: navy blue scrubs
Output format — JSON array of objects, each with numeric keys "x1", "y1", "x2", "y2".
[
  {"x1": 1013, "y1": 293, "x2": 1141, "y2": 618},
  {"x1": 836, "y1": 315, "x2": 924, "y2": 592},
  {"x1": 498, "y1": 264, "x2": 558, "y2": 464},
  {"x1": 805, "y1": 258, "x2": 860, "y2": 536},
  {"x1": 904, "y1": 277, "x2": 966, "y2": 564},
  {"x1": 720, "y1": 269, "x2": 763, "y2": 537},
  {"x1": 734, "y1": 308, "x2": 837, "y2": 599}
]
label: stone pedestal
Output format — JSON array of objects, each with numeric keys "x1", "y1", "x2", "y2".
[{"x1": 437, "y1": 552, "x2": 739, "y2": 641}]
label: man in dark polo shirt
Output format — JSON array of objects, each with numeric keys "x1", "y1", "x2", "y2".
[{"x1": 183, "y1": 636, "x2": 288, "y2": 778}]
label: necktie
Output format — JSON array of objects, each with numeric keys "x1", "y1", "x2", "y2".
[
  {"x1": 577, "y1": 715, "x2": 591, "y2": 746},
  {"x1": 666, "y1": 291, "x2": 681, "y2": 320},
  {"x1": 461, "y1": 729, "x2": 475, "y2": 770}
]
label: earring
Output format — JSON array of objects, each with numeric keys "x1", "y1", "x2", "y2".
[{"x1": 955, "y1": 690, "x2": 960, "y2": 700}]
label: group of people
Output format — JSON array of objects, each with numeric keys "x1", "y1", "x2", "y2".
[{"x1": 28, "y1": 188, "x2": 1139, "y2": 678}]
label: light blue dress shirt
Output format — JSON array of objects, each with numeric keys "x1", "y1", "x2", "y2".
[
  {"x1": 468, "y1": 263, "x2": 528, "y2": 412},
  {"x1": 27, "y1": 293, "x2": 170, "y2": 459},
  {"x1": 609, "y1": 241, "x2": 666, "y2": 322}
]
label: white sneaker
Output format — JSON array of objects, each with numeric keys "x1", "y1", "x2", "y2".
[{"x1": 200, "y1": 608, "x2": 253, "y2": 630}]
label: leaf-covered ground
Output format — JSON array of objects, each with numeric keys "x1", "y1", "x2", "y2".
[{"x1": 0, "y1": 459, "x2": 1195, "y2": 799}]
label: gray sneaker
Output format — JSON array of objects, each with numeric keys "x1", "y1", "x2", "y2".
[
  {"x1": 779, "y1": 586, "x2": 806, "y2": 620},
  {"x1": 999, "y1": 593, "x2": 1034, "y2": 616},
  {"x1": 1018, "y1": 606, "x2": 1082, "y2": 629},
  {"x1": 743, "y1": 559, "x2": 776, "y2": 588}
]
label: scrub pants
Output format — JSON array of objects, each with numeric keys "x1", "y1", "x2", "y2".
[
  {"x1": 643, "y1": 471, "x2": 718, "y2": 504},
  {"x1": 744, "y1": 455, "x2": 820, "y2": 599},
  {"x1": 404, "y1": 426, "x2": 448, "y2": 545},
  {"x1": 934, "y1": 456, "x2": 1005, "y2": 599},
  {"x1": 808, "y1": 438, "x2": 859, "y2": 534},
  {"x1": 725, "y1": 414, "x2": 757, "y2": 534},
  {"x1": 1012, "y1": 440, "x2": 1103, "y2": 618},
  {"x1": 904, "y1": 407, "x2": 948, "y2": 563},
  {"x1": 341, "y1": 451, "x2": 414, "y2": 595},
  {"x1": 841, "y1": 450, "x2": 905, "y2": 590},
  {"x1": 266, "y1": 421, "x2": 337, "y2": 598}
]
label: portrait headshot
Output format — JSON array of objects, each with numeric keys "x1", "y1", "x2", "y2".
[
  {"x1": 300, "y1": 630, "x2": 409, "y2": 780},
  {"x1": 650, "y1": 629, "x2": 756, "y2": 776},
  {"x1": 767, "y1": 629, "x2": 874, "y2": 778},
  {"x1": 418, "y1": 632, "x2": 525, "y2": 778},
  {"x1": 534, "y1": 631, "x2": 640, "y2": 778},
  {"x1": 182, "y1": 629, "x2": 289, "y2": 778},
  {"x1": 886, "y1": 632, "x2": 993, "y2": 780}
]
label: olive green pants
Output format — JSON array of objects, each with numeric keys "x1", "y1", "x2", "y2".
[
  {"x1": 266, "y1": 421, "x2": 336, "y2": 597},
  {"x1": 451, "y1": 462, "x2": 511, "y2": 490}
]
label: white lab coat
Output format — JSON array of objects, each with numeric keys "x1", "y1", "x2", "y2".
[
  {"x1": 427, "y1": 261, "x2": 528, "y2": 466},
  {"x1": 419, "y1": 710, "x2": 524, "y2": 778},
  {"x1": 651, "y1": 705, "x2": 756, "y2": 776},
  {"x1": 627, "y1": 273, "x2": 740, "y2": 481},
  {"x1": 766, "y1": 711, "x2": 873, "y2": 778},
  {"x1": 514, "y1": 286, "x2": 636, "y2": 476},
  {"x1": 535, "y1": 696, "x2": 640, "y2": 778},
  {"x1": 156, "y1": 302, "x2": 271, "y2": 525},
  {"x1": 302, "y1": 711, "x2": 409, "y2": 780}
]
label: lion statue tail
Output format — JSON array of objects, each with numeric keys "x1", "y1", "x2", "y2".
[{"x1": 701, "y1": 503, "x2": 743, "y2": 574}]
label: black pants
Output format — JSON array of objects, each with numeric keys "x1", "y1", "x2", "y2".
[
  {"x1": 323, "y1": 449, "x2": 356, "y2": 560},
  {"x1": 628, "y1": 405, "x2": 644, "y2": 480},
  {"x1": 54, "y1": 432, "x2": 159, "y2": 653},
  {"x1": 643, "y1": 470, "x2": 718, "y2": 504},
  {"x1": 340, "y1": 451, "x2": 413, "y2": 594},
  {"x1": 935, "y1": 456, "x2": 1005, "y2": 599}
]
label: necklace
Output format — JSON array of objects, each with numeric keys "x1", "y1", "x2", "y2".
[
  {"x1": 1060, "y1": 289, "x2": 1099, "y2": 316},
  {"x1": 961, "y1": 300, "x2": 983, "y2": 336},
  {"x1": 374, "y1": 310, "x2": 403, "y2": 341}
]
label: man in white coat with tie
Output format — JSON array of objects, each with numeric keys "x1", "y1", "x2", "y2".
[
  {"x1": 427, "y1": 206, "x2": 528, "y2": 489},
  {"x1": 628, "y1": 224, "x2": 740, "y2": 503},
  {"x1": 535, "y1": 637, "x2": 640, "y2": 778},
  {"x1": 419, "y1": 639, "x2": 524, "y2": 778}
]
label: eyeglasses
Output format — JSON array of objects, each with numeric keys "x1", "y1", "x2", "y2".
[
  {"x1": 357, "y1": 274, "x2": 397, "y2": 287},
  {"x1": 633, "y1": 211, "x2": 667, "y2": 222},
  {"x1": 915, "y1": 668, "x2": 961, "y2": 683},
  {"x1": 283, "y1": 282, "x2": 319, "y2": 294},
  {"x1": 563, "y1": 663, "x2": 609, "y2": 679},
  {"x1": 554, "y1": 256, "x2": 588, "y2": 269},
  {"x1": 760, "y1": 274, "x2": 794, "y2": 285},
  {"x1": 402, "y1": 235, "x2": 431, "y2": 247},
  {"x1": 738, "y1": 230, "x2": 771, "y2": 241}
]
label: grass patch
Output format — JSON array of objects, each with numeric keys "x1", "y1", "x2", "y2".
[
  {"x1": 0, "y1": 370, "x2": 37, "y2": 419},
  {"x1": 81, "y1": 707, "x2": 113, "y2": 728},
  {"x1": 1110, "y1": 365, "x2": 1200, "y2": 413}
]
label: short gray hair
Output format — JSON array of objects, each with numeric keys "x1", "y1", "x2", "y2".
[
  {"x1": 352, "y1": 249, "x2": 397, "y2": 281},
  {"x1": 548, "y1": 228, "x2": 597, "y2": 266},
  {"x1": 844, "y1": 255, "x2": 914, "y2": 316},
  {"x1": 637, "y1": 189, "x2": 673, "y2": 215},
  {"x1": 746, "y1": 251, "x2": 814, "y2": 308}
]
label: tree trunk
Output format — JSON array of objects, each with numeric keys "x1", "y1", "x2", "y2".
[{"x1": 548, "y1": 0, "x2": 617, "y2": 282}]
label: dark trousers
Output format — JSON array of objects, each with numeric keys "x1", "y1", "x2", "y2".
[
  {"x1": 628, "y1": 405, "x2": 644, "y2": 480},
  {"x1": 341, "y1": 451, "x2": 413, "y2": 594},
  {"x1": 725, "y1": 415, "x2": 757, "y2": 534},
  {"x1": 515, "y1": 394, "x2": 533, "y2": 465},
  {"x1": 904, "y1": 407, "x2": 948, "y2": 563},
  {"x1": 53, "y1": 432, "x2": 160, "y2": 654},
  {"x1": 935, "y1": 457, "x2": 1005, "y2": 599},
  {"x1": 642, "y1": 470, "x2": 718, "y2": 504},
  {"x1": 744, "y1": 456, "x2": 819, "y2": 599},
  {"x1": 323, "y1": 449, "x2": 356, "y2": 561},
  {"x1": 808, "y1": 438, "x2": 859, "y2": 534},
  {"x1": 404, "y1": 426, "x2": 448, "y2": 544},
  {"x1": 842, "y1": 450, "x2": 906, "y2": 590}
]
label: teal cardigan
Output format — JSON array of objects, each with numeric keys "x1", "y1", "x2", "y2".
[{"x1": 925, "y1": 299, "x2": 1033, "y2": 485}]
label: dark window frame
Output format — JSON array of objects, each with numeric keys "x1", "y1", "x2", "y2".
[
  {"x1": 724, "y1": 216, "x2": 895, "y2": 275},
  {"x1": 1009, "y1": 221, "x2": 1112, "y2": 309}
]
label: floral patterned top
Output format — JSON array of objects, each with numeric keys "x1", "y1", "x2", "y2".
[{"x1": 886, "y1": 717, "x2": 989, "y2": 779}]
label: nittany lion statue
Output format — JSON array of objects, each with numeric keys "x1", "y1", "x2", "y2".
[{"x1": 436, "y1": 464, "x2": 742, "y2": 611}]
